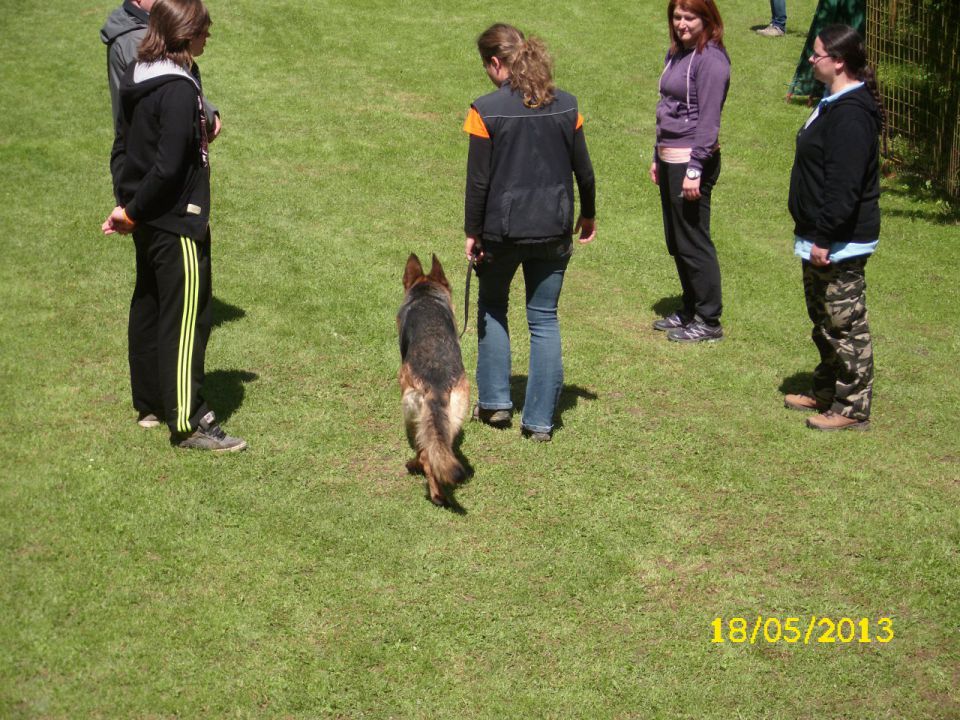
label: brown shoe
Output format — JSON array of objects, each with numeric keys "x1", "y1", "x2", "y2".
[
  {"x1": 806, "y1": 411, "x2": 870, "y2": 432},
  {"x1": 784, "y1": 393, "x2": 828, "y2": 412}
]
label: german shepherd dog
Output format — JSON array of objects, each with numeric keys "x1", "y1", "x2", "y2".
[{"x1": 397, "y1": 254, "x2": 469, "y2": 506}]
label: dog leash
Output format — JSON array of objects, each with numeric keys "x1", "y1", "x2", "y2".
[{"x1": 459, "y1": 257, "x2": 474, "y2": 339}]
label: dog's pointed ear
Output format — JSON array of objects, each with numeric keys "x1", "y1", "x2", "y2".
[
  {"x1": 403, "y1": 254, "x2": 424, "y2": 290},
  {"x1": 427, "y1": 254, "x2": 450, "y2": 289}
]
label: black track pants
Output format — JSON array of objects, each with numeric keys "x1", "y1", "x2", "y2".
[
  {"x1": 128, "y1": 226, "x2": 212, "y2": 433},
  {"x1": 657, "y1": 153, "x2": 723, "y2": 324}
]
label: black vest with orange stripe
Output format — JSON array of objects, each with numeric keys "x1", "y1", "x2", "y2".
[{"x1": 470, "y1": 83, "x2": 581, "y2": 241}]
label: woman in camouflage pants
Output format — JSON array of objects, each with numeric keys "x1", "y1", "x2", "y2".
[{"x1": 785, "y1": 25, "x2": 884, "y2": 431}]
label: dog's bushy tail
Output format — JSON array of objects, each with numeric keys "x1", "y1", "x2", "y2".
[{"x1": 418, "y1": 390, "x2": 466, "y2": 488}]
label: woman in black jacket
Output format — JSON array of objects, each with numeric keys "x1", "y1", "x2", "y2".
[
  {"x1": 784, "y1": 24, "x2": 883, "y2": 432},
  {"x1": 102, "y1": 0, "x2": 245, "y2": 451},
  {"x1": 463, "y1": 23, "x2": 596, "y2": 442}
]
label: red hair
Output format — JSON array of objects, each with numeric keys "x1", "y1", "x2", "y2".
[{"x1": 667, "y1": 0, "x2": 725, "y2": 55}]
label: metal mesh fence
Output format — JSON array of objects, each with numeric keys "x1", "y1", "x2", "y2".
[{"x1": 866, "y1": 0, "x2": 960, "y2": 196}]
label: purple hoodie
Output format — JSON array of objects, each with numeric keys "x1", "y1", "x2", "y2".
[{"x1": 654, "y1": 41, "x2": 731, "y2": 172}]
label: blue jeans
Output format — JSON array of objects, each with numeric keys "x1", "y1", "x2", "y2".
[
  {"x1": 770, "y1": 0, "x2": 787, "y2": 29},
  {"x1": 476, "y1": 239, "x2": 571, "y2": 433}
]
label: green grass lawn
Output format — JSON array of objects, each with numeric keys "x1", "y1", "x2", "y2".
[{"x1": 1, "y1": 0, "x2": 958, "y2": 717}]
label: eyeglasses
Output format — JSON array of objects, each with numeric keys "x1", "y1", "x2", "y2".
[{"x1": 810, "y1": 52, "x2": 832, "y2": 63}]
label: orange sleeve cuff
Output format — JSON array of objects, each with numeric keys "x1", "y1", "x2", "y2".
[
  {"x1": 463, "y1": 107, "x2": 490, "y2": 138},
  {"x1": 576, "y1": 112, "x2": 584, "y2": 130}
]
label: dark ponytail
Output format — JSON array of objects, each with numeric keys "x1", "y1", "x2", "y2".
[{"x1": 819, "y1": 24, "x2": 888, "y2": 153}]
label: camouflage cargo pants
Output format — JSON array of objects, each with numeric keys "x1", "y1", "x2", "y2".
[{"x1": 803, "y1": 257, "x2": 873, "y2": 420}]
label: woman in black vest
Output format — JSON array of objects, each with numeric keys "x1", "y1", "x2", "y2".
[{"x1": 463, "y1": 23, "x2": 596, "y2": 442}]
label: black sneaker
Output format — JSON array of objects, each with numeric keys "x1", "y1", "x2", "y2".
[
  {"x1": 472, "y1": 405, "x2": 512, "y2": 428},
  {"x1": 175, "y1": 411, "x2": 247, "y2": 453},
  {"x1": 653, "y1": 312, "x2": 688, "y2": 331},
  {"x1": 667, "y1": 320, "x2": 723, "y2": 343},
  {"x1": 521, "y1": 426, "x2": 552, "y2": 442}
]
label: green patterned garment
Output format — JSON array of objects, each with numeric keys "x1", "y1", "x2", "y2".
[{"x1": 787, "y1": 0, "x2": 866, "y2": 98}]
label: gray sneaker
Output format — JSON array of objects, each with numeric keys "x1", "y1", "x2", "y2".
[
  {"x1": 175, "y1": 411, "x2": 247, "y2": 453},
  {"x1": 653, "y1": 312, "x2": 688, "y2": 331},
  {"x1": 472, "y1": 405, "x2": 512, "y2": 428},
  {"x1": 756, "y1": 24, "x2": 785, "y2": 36},
  {"x1": 667, "y1": 320, "x2": 723, "y2": 343},
  {"x1": 521, "y1": 426, "x2": 552, "y2": 443}
]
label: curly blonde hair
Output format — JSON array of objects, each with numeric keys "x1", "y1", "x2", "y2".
[{"x1": 477, "y1": 23, "x2": 555, "y2": 108}]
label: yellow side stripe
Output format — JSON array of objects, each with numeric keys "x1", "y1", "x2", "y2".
[
  {"x1": 177, "y1": 237, "x2": 189, "y2": 432},
  {"x1": 177, "y1": 236, "x2": 199, "y2": 433},
  {"x1": 185, "y1": 238, "x2": 198, "y2": 429}
]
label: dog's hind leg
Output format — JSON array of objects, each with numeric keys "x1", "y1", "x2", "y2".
[
  {"x1": 402, "y1": 387, "x2": 424, "y2": 473},
  {"x1": 447, "y1": 376, "x2": 470, "y2": 440},
  {"x1": 402, "y1": 388, "x2": 422, "y2": 447},
  {"x1": 422, "y1": 452, "x2": 447, "y2": 506}
]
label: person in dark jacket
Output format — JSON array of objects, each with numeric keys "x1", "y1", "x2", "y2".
[
  {"x1": 101, "y1": 0, "x2": 220, "y2": 172},
  {"x1": 650, "y1": 0, "x2": 730, "y2": 343},
  {"x1": 102, "y1": 0, "x2": 245, "y2": 452},
  {"x1": 463, "y1": 23, "x2": 596, "y2": 442},
  {"x1": 102, "y1": 0, "x2": 155, "y2": 129},
  {"x1": 784, "y1": 24, "x2": 883, "y2": 431}
]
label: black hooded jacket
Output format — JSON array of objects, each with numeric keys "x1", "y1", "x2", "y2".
[
  {"x1": 789, "y1": 84, "x2": 881, "y2": 248},
  {"x1": 111, "y1": 60, "x2": 211, "y2": 239}
]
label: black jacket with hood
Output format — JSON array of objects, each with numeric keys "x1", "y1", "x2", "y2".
[
  {"x1": 111, "y1": 60, "x2": 211, "y2": 239},
  {"x1": 789, "y1": 84, "x2": 881, "y2": 248}
]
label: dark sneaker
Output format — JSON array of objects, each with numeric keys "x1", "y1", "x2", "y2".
[
  {"x1": 653, "y1": 312, "x2": 688, "y2": 331},
  {"x1": 137, "y1": 412, "x2": 161, "y2": 429},
  {"x1": 175, "y1": 411, "x2": 247, "y2": 452},
  {"x1": 667, "y1": 320, "x2": 723, "y2": 343},
  {"x1": 806, "y1": 411, "x2": 870, "y2": 432},
  {"x1": 521, "y1": 426, "x2": 552, "y2": 442},
  {"x1": 472, "y1": 405, "x2": 511, "y2": 428},
  {"x1": 784, "y1": 393, "x2": 829, "y2": 412}
]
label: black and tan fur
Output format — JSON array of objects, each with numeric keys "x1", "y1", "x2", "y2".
[{"x1": 397, "y1": 254, "x2": 470, "y2": 506}]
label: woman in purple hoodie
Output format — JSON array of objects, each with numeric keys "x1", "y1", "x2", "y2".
[{"x1": 650, "y1": 0, "x2": 730, "y2": 342}]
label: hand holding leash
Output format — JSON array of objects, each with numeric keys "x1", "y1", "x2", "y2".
[
  {"x1": 464, "y1": 234, "x2": 485, "y2": 262},
  {"x1": 461, "y1": 236, "x2": 482, "y2": 338}
]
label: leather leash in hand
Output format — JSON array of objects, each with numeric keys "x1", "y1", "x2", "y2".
[{"x1": 459, "y1": 256, "x2": 474, "y2": 339}]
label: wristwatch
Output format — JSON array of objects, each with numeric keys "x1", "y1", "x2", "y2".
[{"x1": 685, "y1": 168, "x2": 702, "y2": 180}]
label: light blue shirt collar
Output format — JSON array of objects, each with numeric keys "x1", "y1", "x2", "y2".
[{"x1": 820, "y1": 81, "x2": 865, "y2": 107}]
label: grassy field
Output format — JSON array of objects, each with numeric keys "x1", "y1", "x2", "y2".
[{"x1": 1, "y1": 0, "x2": 958, "y2": 717}]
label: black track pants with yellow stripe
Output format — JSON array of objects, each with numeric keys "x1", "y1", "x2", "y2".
[{"x1": 129, "y1": 226, "x2": 212, "y2": 434}]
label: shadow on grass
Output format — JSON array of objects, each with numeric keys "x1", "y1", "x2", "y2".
[
  {"x1": 404, "y1": 428, "x2": 474, "y2": 515},
  {"x1": 507, "y1": 375, "x2": 599, "y2": 431},
  {"x1": 211, "y1": 296, "x2": 246, "y2": 329},
  {"x1": 880, "y1": 179, "x2": 960, "y2": 226},
  {"x1": 778, "y1": 371, "x2": 814, "y2": 396},
  {"x1": 651, "y1": 295, "x2": 683, "y2": 319},
  {"x1": 204, "y1": 369, "x2": 258, "y2": 424}
]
